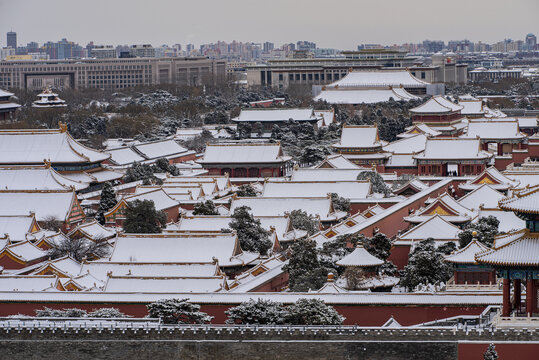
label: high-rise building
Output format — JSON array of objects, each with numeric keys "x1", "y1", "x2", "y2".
[
  {"x1": 263, "y1": 42, "x2": 274, "y2": 53},
  {"x1": 525, "y1": 33, "x2": 537, "y2": 51},
  {"x1": 7, "y1": 32, "x2": 16, "y2": 49},
  {"x1": 422, "y1": 40, "x2": 445, "y2": 53}
]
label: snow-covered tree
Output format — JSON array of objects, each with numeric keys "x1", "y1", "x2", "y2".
[
  {"x1": 124, "y1": 161, "x2": 159, "y2": 183},
  {"x1": 459, "y1": 216, "x2": 500, "y2": 248},
  {"x1": 289, "y1": 209, "x2": 319, "y2": 236},
  {"x1": 330, "y1": 193, "x2": 351, "y2": 213},
  {"x1": 284, "y1": 238, "x2": 333, "y2": 292},
  {"x1": 357, "y1": 171, "x2": 391, "y2": 197},
  {"x1": 228, "y1": 206, "x2": 272, "y2": 254},
  {"x1": 285, "y1": 299, "x2": 344, "y2": 325},
  {"x1": 483, "y1": 343, "x2": 498, "y2": 360},
  {"x1": 363, "y1": 233, "x2": 392, "y2": 261},
  {"x1": 193, "y1": 200, "x2": 219, "y2": 215},
  {"x1": 88, "y1": 308, "x2": 131, "y2": 318},
  {"x1": 97, "y1": 182, "x2": 117, "y2": 224},
  {"x1": 399, "y1": 239, "x2": 453, "y2": 291},
  {"x1": 236, "y1": 184, "x2": 257, "y2": 197},
  {"x1": 123, "y1": 200, "x2": 167, "y2": 234},
  {"x1": 225, "y1": 299, "x2": 288, "y2": 325},
  {"x1": 319, "y1": 233, "x2": 361, "y2": 273},
  {"x1": 154, "y1": 157, "x2": 180, "y2": 176},
  {"x1": 146, "y1": 298, "x2": 213, "y2": 324},
  {"x1": 35, "y1": 308, "x2": 88, "y2": 317},
  {"x1": 300, "y1": 145, "x2": 327, "y2": 165}
]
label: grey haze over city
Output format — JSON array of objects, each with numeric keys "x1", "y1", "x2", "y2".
[{"x1": 0, "y1": 0, "x2": 538, "y2": 49}]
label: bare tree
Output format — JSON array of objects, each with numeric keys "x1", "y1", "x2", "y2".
[
  {"x1": 48, "y1": 235, "x2": 110, "y2": 262},
  {"x1": 41, "y1": 216, "x2": 62, "y2": 232}
]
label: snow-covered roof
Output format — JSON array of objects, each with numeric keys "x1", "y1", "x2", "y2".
[
  {"x1": 0, "y1": 275, "x2": 60, "y2": 291},
  {"x1": 503, "y1": 117, "x2": 538, "y2": 128},
  {"x1": 314, "y1": 154, "x2": 360, "y2": 169},
  {"x1": 461, "y1": 120, "x2": 525, "y2": 140},
  {"x1": 314, "y1": 88, "x2": 418, "y2": 104},
  {"x1": 230, "y1": 197, "x2": 345, "y2": 222},
  {"x1": 80, "y1": 262, "x2": 221, "y2": 282},
  {"x1": 414, "y1": 138, "x2": 491, "y2": 161},
  {"x1": 458, "y1": 100, "x2": 484, "y2": 115},
  {"x1": 123, "y1": 188, "x2": 179, "y2": 211},
  {"x1": 0, "y1": 240, "x2": 47, "y2": 263},
  {"x1": 398, "y1": 124, "x2": 442, "y2": 138},
  {"x1": 410, "y1": 96, "x2": 463, "y2": 114},
  {"x1": 383, "y1": 134, "x2": 427, "y2": 155},
  {"x1": 335, "y1": 244, "x2": 384, "y2": 267},
  {"x1": 228, "y1": 257, "x2": 288, "y2": 292},
  {"x1": 106, "y1": 147, "x2": 146, "y2": 166},
  {"x1": 0, "y1": 191, "x2": 77, "y2": 222},
  {"x1": 0, "y1": 89, "x2": 14, "y2": 97},
  {"x1": 326, "y1": 69, "x2": 429, "y2": 88},
  {"x1": 198, "y1": 143, "x2": 291, "y2": 164},
  {"x1": 498, "y1": 185, "x2": 539, "y2": 214},
  {"x1": 0, "y1": 214, "x2": 39, "y2": 241},
  {"x1": 232, "y1": 108, "x2": 319, "y2": 122},
  {"x1": 476, "y1": 230, "x2": 539, "y2": 266},
  {"x1": 164, "y1": 175, "x2": 231, "y2": 191},
  {"x1": 397, "y1": 215, "x2": 461, "y2": 242},
  {"x1": 316, "y1": 275, "x2": 348, "y2": 293},
  {"x1": 475, "y1": 209, "x2": 525, "y2": 233},
  {"x1": 0, "y1": 165, "x2": 88, "y2": 191},
  {"x1": 103, "y1": 276, "x2": 227, "y2": 293},
  {"x1": 459, "y1": 167, "x2": 520, "y2": 191},
  {"x1": 445, "y1": 240, "x2": 489, "y2": 264},
  {"x1": 0, "y1": 128, "x2": 109, "y2": 164},
  {"x1": 457, "y1": 184, "x2": 505, "y2": 210},
  {"x1": 105, "y1": 233, "x2": 257, "y2": 267},
  {"x1": 291, "y1": 168, "x2": 366, "y2": 182},
  {"x1": 393, "y1": 179, "x2": 429, "y2": 196},
  {"x1": 67, "y1": 221, "x2": 116, "y2": 241},
  {"x1": 262, "y1": 180, "x2": 371, "y2": 199},
  {"x1": 31, "y1": 256, "x2": 82, "y2": 278},
  {"x1": 333, "y1": 125, "x2": 382, "y2": 149},
  {"x1": 133, "y1": 139, "x2": 188, "y2": 160},
  {"x1": 405, "y1": 193, "x2": 476, "y2": 224},
  {"x1": 314, "y1": 109, "x2": 335, "y2": 127}
]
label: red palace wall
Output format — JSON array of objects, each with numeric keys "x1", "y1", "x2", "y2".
[
  {"x1": 169, "y1": 153, "x2": 197, "y2": 164},
  {"x1": 0, "y1": 301, "x2": 488, "y2": 327},
  {"x1": 388, "y1": 245, "x2": 412, "y2": 270}
]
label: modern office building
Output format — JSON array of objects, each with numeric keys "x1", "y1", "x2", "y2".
[
  {"x1": 90, "y1": 45, "x2": 117, "y2": 59},
  {"x1": 0, "y1": 57, "x2": 227, "y2": 90},
  {"x1": 7, "y1": 32, "x2": 16, "y2": 49}
]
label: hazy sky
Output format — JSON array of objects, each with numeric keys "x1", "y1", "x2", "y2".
[{"x1": 1, "y1": 0, "x2": 538, "y2": 50}]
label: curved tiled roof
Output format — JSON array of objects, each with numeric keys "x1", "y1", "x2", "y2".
[
  {"x1": 445, "y1": 240, "x2": 489, "y2": 264},
  {"x1": 498, "y1": 185, "x2": 539, "y2": 214},
  {"x1": 475, "y1": 230, "x2": 539, "y2": 266},
  {"x1": 336, "y1": 244, "x2": 384, "y2": 267}
]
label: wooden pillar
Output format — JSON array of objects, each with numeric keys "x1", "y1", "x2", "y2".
[
  {"x1": 526, "y1": 278, "x2": 534, "y2": 316},
  {"x1": 502, "y1": 278, "x2": 511, "y2": 317},
  {"x1": 513, "y1": 279, "x2": 521, "y2": 310},
  {"x1": 454, "y1": 270, "x2": 459, "y2": 285},
  {"x1": 497, "y1": 143, "x2": 503, "y2": 155}
]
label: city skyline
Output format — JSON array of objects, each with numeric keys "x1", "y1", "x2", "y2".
[{"x1": 1, "y1": 0, "x2": 537, "y2": 50}]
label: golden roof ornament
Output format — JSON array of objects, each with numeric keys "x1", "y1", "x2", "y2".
[{"x1": 58, "y1": 122, "x2": 67, "y2": 133}]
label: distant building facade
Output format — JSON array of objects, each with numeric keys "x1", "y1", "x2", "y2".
[
  {"x1": 0, "y1": 57, "x2": 227, "y2": 90},
  {"x1": 90, "y1": 45, "x2": 116, "y2": 59},
  {"x1": 6, "y1": 32, "x2": 16, "y2": 49}
]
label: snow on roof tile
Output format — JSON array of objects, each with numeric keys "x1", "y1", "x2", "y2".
[
  {"x1": 103, "y1": 276, "x2": 227, "y2": 293},
  {"x1": 0, "y1": 214, "x2": 38, "y2": 241},
  {"x1": 80, "y1": 262, "x2": 221, "y2": 282},
  {"x1": 314, "y1": 154, "x2": 360, "y2": 169},
  {"x1": 0, "y1": 240, "x2": 47, "y2": 263},
  {"x1": 498, "y1": 185, "x2": 539, "y2": 214},
  {"x1": 124, "y1": 189, "x2": 179, "y2": 211},
  {"x1": 262, "y1": 180, "x2": 371, "y2": 199},
  {"x1": 31, "y1": 256, "x2": 82, "y2": 278},
  {"x1": 333, "y1": 125, "x2": 381, "y2": 149},
  {"x1": 476, "y1": 230, "x2": 539, "y2": 266},
  {"x1": 336, "y1": 244, "x2": 384, "y2": 267},
  {"x1": 232, "y1": 108, "x2": 318, "y2": 122},
  {"x1": 458, "y1": 100, "x2": 484, "y2": 115},
  {"x1": 67, "y1": 221, "x2": 116, "y2": 241},
  {"x1": 0, "y1": 191, "x2": 77, "y2": 222},
  {"x1": 133, "y1": 139, "x2": 188, "y2": 160},
  {"x1": 0, "y1": 88, "x2": 14, "y2": 97},
  {"x1": 476, "y1": 209, "x2": 525, "y2": 234},
  {"x1": 106, "y1": 233, "x2": 252, "y2": 267},
  {"x1": 0, "y1": 129, "x2": 109, "y2": 165},
  {"x1": 414, "y1": 138, "x2": 490, "y2": 160},
  {"x1": 462, "y1": 120, "x2": 525, "y2": 140},
  {"x1": 459, "y1": 167, "x2": 520, "y2": 191},
  {"x1": 291, "y1": 168, "x2": 366, "y2": 181},
  {"x1": 0, "y1": 275, "x2": 60, "y2": 291},
  {"x1": 457, "y1": 184, "x2": 505, "y2": 210},
  {"x1": 410, "y1": 96, "x2": 463, "y2": 114},
  {"x1": 314, "y1": 88, "x2": 418, "y2": 104},
  {"x1": 230, "y1": 197, "x2": 342, "y2": 222},
  {"x1": 198, "y1": 143, "x2": 291, "y2": 164},
  {"x1": 327, "y1": 69, "x2": 429, "y2": 88},
  {"x1": 106, "y1": 147, "x2": 146, "y2": 166},
  {"x1": 0, "y1": 166, "x2": 89, "y2": 191},
  {"x1": 383, "y1": 134, "x2": 427, "y2": 154},
  {"x1": 398, "y1": 215, "x2": 461, "y2": 241},
  {"x1": 445, "y1": 240, "x2": 489, "y2": 264}
]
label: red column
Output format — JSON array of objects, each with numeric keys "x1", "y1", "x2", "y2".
[
  {"x1": 513, "y1": 279, "x2": 521, "y2": 310},
  {"x1": 497, "y1": 143, "x2": 503, "y2": 155},
  {"x1": 526, "y1": 278, "x2": 534, "y2": 316},
  {"x1": 454, "y1": 271, "x2": 459, "y2": 285},
  {"x1": 503, "y1": 278, "x2": 511, "y2": 317}
]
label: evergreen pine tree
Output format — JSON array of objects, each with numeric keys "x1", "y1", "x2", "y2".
[
  {"x1": 146, "y1": 298, "x2": 213, "y2": 324},
  {"x1": 193, "y1": 200, "x2": 219, "y2": 215},
  {"x1": 96, "y1": 182, "x2": 117, "y2": 224},
  {"x1": 483, "y1": 344, "x2": 498, "y2": 360},
  {"x1": 228, "y1": 206, "x2": 271, "y2": 254},
  {"x1": 123, "y1": 200, "x2": 167, "y2": 234}
]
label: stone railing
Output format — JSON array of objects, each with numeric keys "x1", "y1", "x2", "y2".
[{"x1": 493, "y1": 314, "x2": 539, "y2": 329}]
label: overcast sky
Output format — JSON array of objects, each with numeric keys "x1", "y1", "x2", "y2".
[{"x1": 1, "y1": 0, "x2": 538, "y2": 50}]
